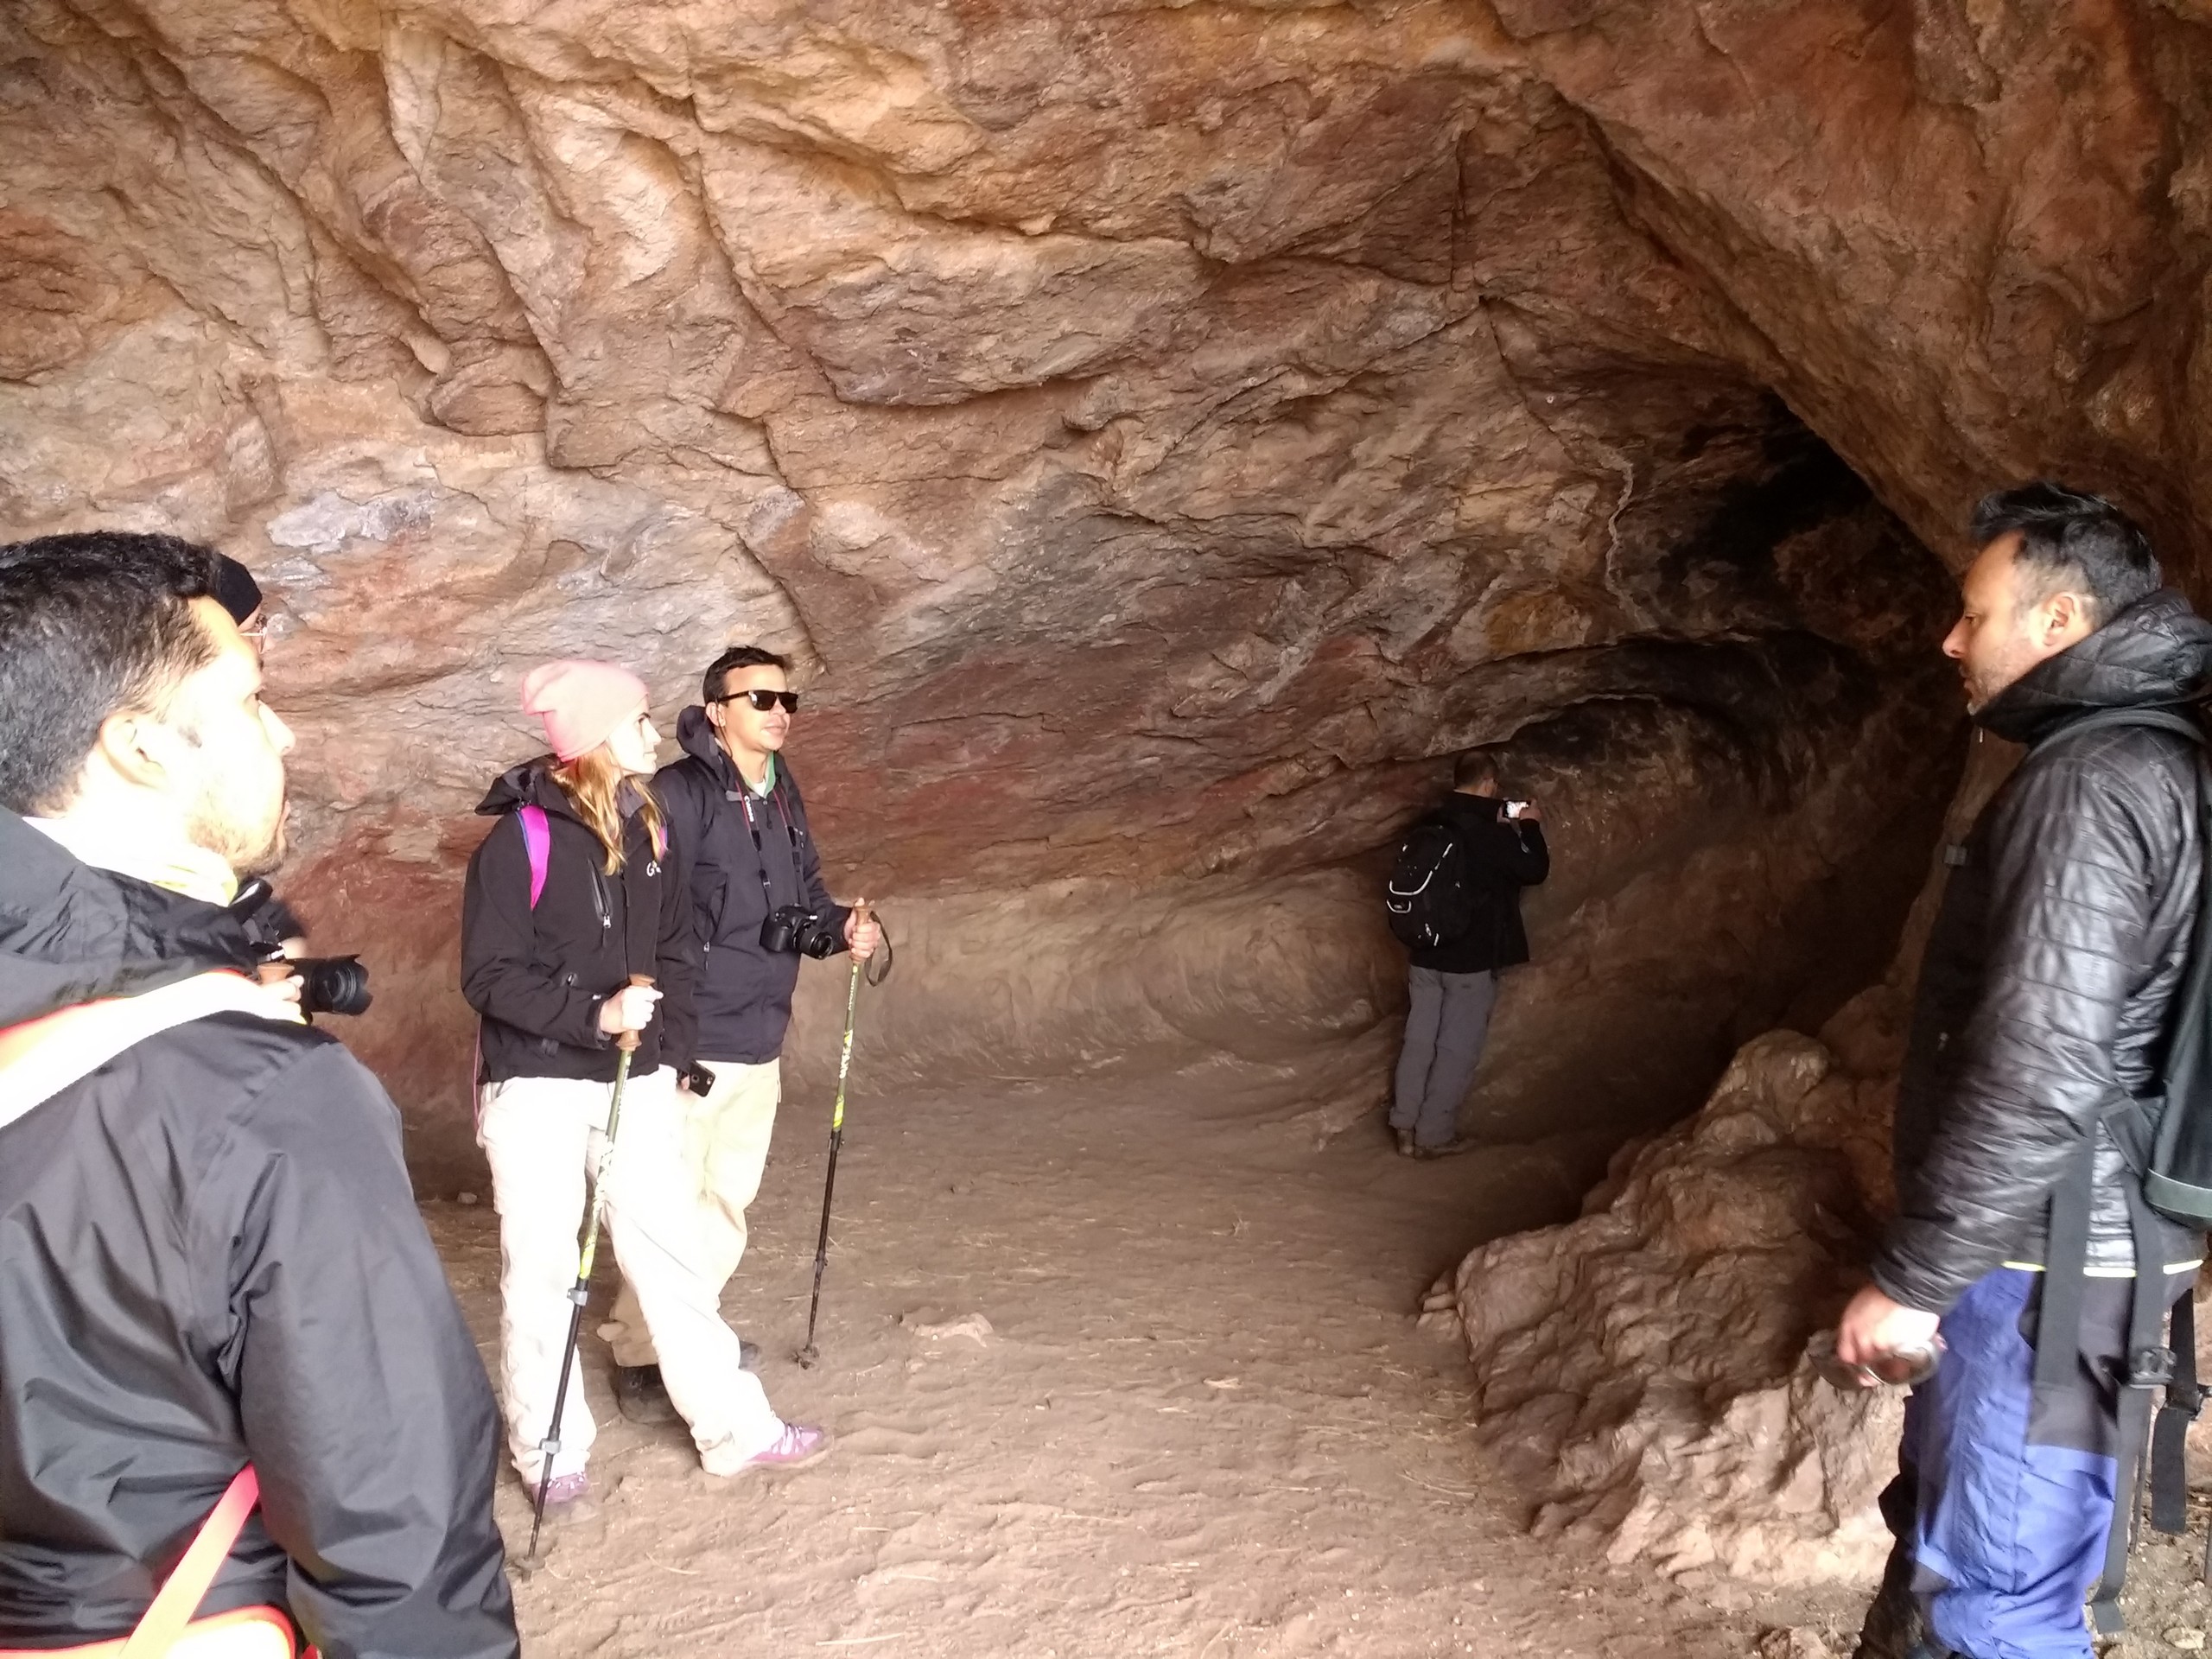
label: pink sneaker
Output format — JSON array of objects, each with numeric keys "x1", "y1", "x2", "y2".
[
  {"x1": 528, "y1": 1471, "x2": 588, "y2": 1508},
  {"x1": 706, "y1": 1423, "x2": 831, "y2": 1476}
]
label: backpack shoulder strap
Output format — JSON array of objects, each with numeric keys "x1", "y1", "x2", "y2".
[
  {"x1": 518, "y1": 804, "x2": 551, "y2": 910},
  {"x1": 2031, "y1": 707, "x2": 2209, "y2": 754},
  {"x1": 118, "y1": 1465, "x2": 260, "y2": 1659},
  {"x1": 0, "y1": 972, "x2": 305, "y2": 1134}
]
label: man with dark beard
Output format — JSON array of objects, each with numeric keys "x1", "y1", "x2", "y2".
[
  {"x1": 1841, "y1": 486, "x2": 2212, "y2": 1659},
  {"x1": 0, "y1": 532, "x2": 517, "y2": 1658}
]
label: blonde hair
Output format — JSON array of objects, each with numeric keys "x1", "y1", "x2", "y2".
[{"x1": 550, "y1": 748, "x2": 666, "y2": 875}]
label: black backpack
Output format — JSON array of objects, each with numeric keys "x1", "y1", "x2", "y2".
[
  {"x1": 2038, "y1": 708, "x2": 2212, "y2": 1230},
  {"x1": 1385, "y1": 816, "x2": 1475, "y2": 950},
  {"x1": 2019, "y1": 705, "x2": 2212, "y2": 1626}
]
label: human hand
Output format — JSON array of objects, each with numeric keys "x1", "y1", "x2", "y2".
[
  {"x1": 253, "y1": 958, "x2": 304, "y2": 1006},
  {"x1": 1515, "y1": 802, "x2": 1543, "y2": 823},
  {"x1": 846, "y1": 906, "x2": 882, "y2": 963},
  {"x1": 598, "y1": 983, "x2": 662, "y2": 1036},
  {"x1": 1834, "y1": 1284, "x2": 1941, "y2": 1369}
]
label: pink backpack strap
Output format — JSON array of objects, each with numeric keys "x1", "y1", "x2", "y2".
[
  {"x1": 118, "y1": 1465, "x2": 260, "y2": 1659},
  {"x1": 518, "y1": 805, "x2": 550, "y2": 910}
]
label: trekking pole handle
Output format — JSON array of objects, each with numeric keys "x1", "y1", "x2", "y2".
[
  {"x1": 851, "y1": 898, "x2": 893, "y2": 985},
  {"x1": 615, "y1": 973, "x2": 655, "y2": 1054}
]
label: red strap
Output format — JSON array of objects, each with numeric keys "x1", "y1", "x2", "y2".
[
  {"x1": 118, "y1": 1466, "x2": 260, "y2": 1659},
  {"x1": 519, "y1": 806, "x2": 550, "y2": 910}
]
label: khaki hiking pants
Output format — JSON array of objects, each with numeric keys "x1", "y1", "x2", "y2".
[
  {"x1": 601, "y1": 1057, "x2": 782, "y2": 1370},
  {"x1": 478, "y1": 1065, "x2": 785, "y2": 1484}
]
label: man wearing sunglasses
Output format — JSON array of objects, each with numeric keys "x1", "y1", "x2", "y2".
[{"x1": 600, "y1": 645, "x2": 881, "y2": 1420}]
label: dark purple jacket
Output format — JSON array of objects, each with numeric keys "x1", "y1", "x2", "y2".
[{"x1": 655, "y1": 709, "x2": 849, "y2": 1065}]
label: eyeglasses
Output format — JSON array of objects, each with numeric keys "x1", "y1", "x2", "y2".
[{"x1": 717, "y1": 689, "x2": 800, "y2": 714}]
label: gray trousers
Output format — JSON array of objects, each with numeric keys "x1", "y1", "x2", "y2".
[{"x1": 1389, "y1": 967, "x2": 1497, "y2": 1149}]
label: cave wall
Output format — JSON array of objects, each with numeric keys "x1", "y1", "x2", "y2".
[{"x1": 10, "y1": 0, "x2": 2145, "y2": 1183}]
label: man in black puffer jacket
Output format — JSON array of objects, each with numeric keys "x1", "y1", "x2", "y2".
[
  {"x1": 0, "y1": 532, "x2": 516, "y2": 1657},
  {"x1": 1840, "y1": 485, "x2": 2212, "y2": 1659},
  {"x1": 597, "y1": 645, "x2": 881, "y2": 1421}
]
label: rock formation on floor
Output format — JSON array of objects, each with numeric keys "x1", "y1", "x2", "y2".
[
  {"x1": 0, "y1": 0, "x2": 2012, "y2": 1182},
  {"x1": 1423, "y1": 1018, "x2": 1908, "y2": 1586},
  {"x1": 1423, "y1": 741, "x2": 2076, "y2": 1589}
]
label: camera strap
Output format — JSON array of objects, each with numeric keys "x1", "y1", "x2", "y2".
[
  {"x1": 0, "y1": 970, "x2": 304, "y2": 1132},
  {"x1": 733, "y1": 774, "x2": 803, "y2": 914}
]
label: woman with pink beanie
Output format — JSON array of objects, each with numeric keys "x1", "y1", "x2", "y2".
[{"x1": 460, "y1": 659, "x2": 828, "y2": 1505}]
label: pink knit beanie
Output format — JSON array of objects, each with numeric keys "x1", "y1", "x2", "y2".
[{"x1": 521, "y1": 660, "x2": 650, "y2": 761}]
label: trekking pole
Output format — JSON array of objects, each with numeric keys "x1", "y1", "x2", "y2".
[
  {"x1": 797, "y1": 903, "x2": 870, "y2": 1369},
  {"x1": 520, "y1": 972, "x2": 652, "y2": 1574}
]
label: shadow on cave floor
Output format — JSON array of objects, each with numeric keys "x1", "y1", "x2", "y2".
[{"x1": 430, "y1": 1070, "x2": 1871, "y2": 1656}]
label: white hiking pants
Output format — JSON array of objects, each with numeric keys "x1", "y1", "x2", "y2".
[
  {"x1": 478, "y1": 1066, "x2": 785, "y2": 1483},
  {"x1": 601, "y1": 1057, "x2": 781, "y2": 1370}
]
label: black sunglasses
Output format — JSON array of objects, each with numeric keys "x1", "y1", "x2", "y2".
[{"x1": 717, "y1": 689, "x2": 800, "y2": 714}]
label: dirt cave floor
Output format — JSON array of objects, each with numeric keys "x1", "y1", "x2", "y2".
[{"x1": 417, "y1": 1065, "x2": 2209, "y2": 1657}]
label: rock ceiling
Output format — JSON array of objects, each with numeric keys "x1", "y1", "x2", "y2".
[{"x1": 6, "y1": 0, "x2": 2202, "y2": 1161}]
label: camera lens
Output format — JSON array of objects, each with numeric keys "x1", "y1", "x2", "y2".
[{"x1": 296, "y1": 955, "x2": 373, "y2": 1018}]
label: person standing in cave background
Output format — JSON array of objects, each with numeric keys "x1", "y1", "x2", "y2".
[
  {"x1": 597, "y1": 644, "x2": 881, "y2": 1425},
  {"x1": 1385, "y1": 751, "x2": 1550, "y2": 1158},
  {"x1": 0, "y1": 532, "x2": 518, "y2": 1656},
  {"x1": 461, "y1": 659, "x2": 831, "y2": 1504},
  {"x1": 1836, "y1": 485, "x2": 2212, "y2": 1659}
]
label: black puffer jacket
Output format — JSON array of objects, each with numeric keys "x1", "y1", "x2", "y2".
[
  {"x1": 0, "y1": 810, "x2": 517, "y2": 1656},
  {"x1": 1877, "y1": 589, "x2": 2212, "y2": 1315},
  {"x1": 461, "y1": 761, "x2": 696, "y2": 1083},
  {"x1": 1408, "y1": 791, "x2": 1550, "y2": 976},
  {"x1": 656, "y1": 709, "x2": 849, "y2": 1065}
]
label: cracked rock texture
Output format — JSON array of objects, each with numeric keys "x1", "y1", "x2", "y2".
[
  {"x1": 9, "y1": 0, "x2": 2202, "y2": 1596},
  {"x1": 16, "y1": 0, "x2": 2171, "y2": 1197},
  {"x1": 1420, "y1": 742, "x2": 2054, "y2": 1588},
  {"x1": 1425, "y1": 1019, "x2": 1910, "y2": 1587}
]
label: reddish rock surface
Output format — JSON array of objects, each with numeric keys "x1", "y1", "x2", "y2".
[
  {"x1": 14, "y1": 0, "x2": 2212, "y2": 1610},
  {"x1": 0, "y1": 0, "x2": 2003, "y2": 1188},
  {"x1": 1426, "y1": 1020, "x2": 1908, "y2": 1587},
  {"x1": 1420, "y1": 735, "x2": 2110, "y2": 1590}
]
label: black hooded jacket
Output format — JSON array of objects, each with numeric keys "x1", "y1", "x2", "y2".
[
  {"x1": 0, "y1": 810, "x2": 517, "y2": 1657},
  {"x1": 656, "y1": 708, "x2": 849, "y2": 1065},
  {"x1": 1876, "y1": 589, "x2": 2212, "y2": 1314},
  {"x1": 461, "y1": 760, "x2": 696, "y2": 1084},
  {"x1": 1408, "y1": 792, "x2": 1550, "y2": 976}
]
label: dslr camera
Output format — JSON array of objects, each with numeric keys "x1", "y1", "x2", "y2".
[
  {"x1": 760, "y1": 905, "x2": 844, "y2": 959},
  {"x1": 260, "y1": 947, "x2": 374, "y2": 1019},
  {"x1": 231, "y1": 879, "x2": 372, "y2": 1018}
]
